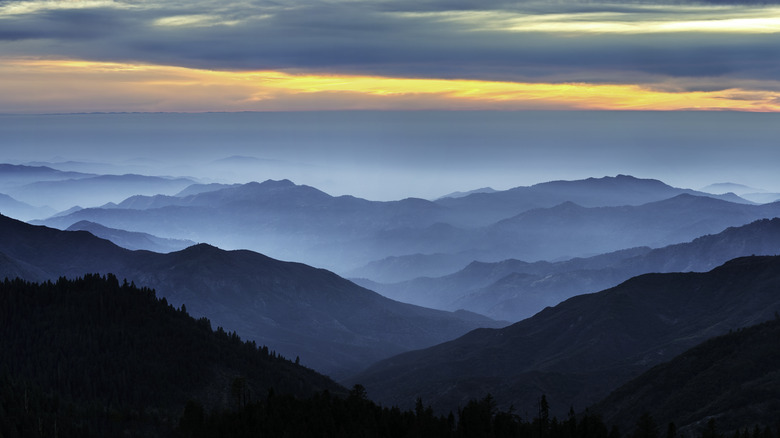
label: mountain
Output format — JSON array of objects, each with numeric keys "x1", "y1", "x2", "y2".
[
  {"x1": 0, "y1": 274, "x2": 343, "y2": 436},
  {"x1": 592, "y1": 317, "x2": 780, "y2": 434},
  {"x1": 35, "y1": 179, "x2": 450, "y2": 272},
  {"x1": 174, "y1": 182, "x2": 241, "y2": 197},
  {"x1": 346, "y1": 252, "x2": 480, "y2": 283},
  {"x1": 700, "y1": 182, "x2": 763, "y2": 196},
  {"x1": 34, "y1": 177, "x2": 777, "y2": 280},
  {"x1": 482, "y1": 194, "x2": 778, "y2": 262},
  {"x1": 367, "y1": 218, "x2": 780, "y2": 321},
  {"x1": 0, "y1": 163, "x2": 92, "y2": 187},
  {"x1": 0, "y1": 214, "x2": 503, "y2": 380},
  {"x1": 349, "y1": 256, "x2": 780, "y2": 417},
  {"x1": 66, "y1": 220, "x2": 196, "y2": 252},
  {"x1": 7, "y1": 173, "x2": 196, "y2": 210},
  {"x1": 0, "y1": 192, "x2": 55, "y2": 221},
  {"x1": 436, "y1": 187, "x2": 498, "y2": 200},
  {"x1": 434, "y1": 174, "x2": 753, "y2": 227}
]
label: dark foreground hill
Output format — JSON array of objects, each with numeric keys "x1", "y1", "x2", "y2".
[
  {"x1": 592, "y1": 317, "x2": 780, "y2": 434},
  {"x1": 350, "y1": 256, "x2": 780, "y2": 417},
  {"x1": 0, "y1": 274, "x2": 343, "y2": 437},
  {"x1": 0, "y1": 214, "x2": 502, "y2": 380}
]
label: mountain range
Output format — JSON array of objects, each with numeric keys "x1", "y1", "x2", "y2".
[
  {"x1": 66, "y1": 220, "x2": 197, "y2": 253},
  {"x1": 32, "y1": 175, "x2": 780, "y2": 280},
  {"x1": 0, "y1": 164, "x2": 195, "y2": 211},
  {"x1": 359, "y1": 218, "x2": 780, "y2": 321},
  {"x1": 0, "y1": 213, "x2": 503, "y2": 380},
  {"x1": 3, "y1": 166, "x2": 780, "y2": 435},
  {"x1": 350, "y1": 256, "x2": 780, "y2": 417}
]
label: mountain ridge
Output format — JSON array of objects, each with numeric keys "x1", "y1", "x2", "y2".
[
  {"x1": 350, "y1": 255, "x2": 780, "y2": 416},
  {"x1": 0, "y1": 213, "x2": 504, "y2": 380}
]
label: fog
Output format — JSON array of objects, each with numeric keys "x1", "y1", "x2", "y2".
[{"x1": 3, "y1": 110, "x2": 780, "y2": 201}]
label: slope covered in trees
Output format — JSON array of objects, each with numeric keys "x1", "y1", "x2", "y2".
[
  {"x1": 593, "y1": 317, "x2": 780, "y2": 434},
  {"x1": 0, "y1": 274, "x2": 343, "y2": 437}
]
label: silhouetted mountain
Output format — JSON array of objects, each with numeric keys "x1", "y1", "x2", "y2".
[
  {"x1": 0, "y1": 192, "x2": 55, "y2": 221},
  {"x1": 592, "y1": 317, "x2": 780, "y2": 434},
  {"x1": 66, "y1": 220, "x2": 196, "y2": 252},
  {"x1": 8, "y1": 173, "x2": 195, "y2": 210},
  {"x1": 0, "y1": 214, "x2": 503, "y2": 380},
  {"x1": 368, "y1": 218, "x2": 780, "y2": 321},
  {"x1": 434, "y1": 175, "x2": 753, "y2": 227},
  {"x1": 350, "y1": 256, "x2": 780, "y2": 417},
  {"x1": 0, "y1": 274, "x2": 342, "y2": 436}
]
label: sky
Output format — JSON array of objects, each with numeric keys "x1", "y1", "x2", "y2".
[
  {"x1": 1, "y1": 0, "x2": 780, "y2": 112},
  {"x1": 1, "y1": 0, "x2": 779, "y2": 200}
]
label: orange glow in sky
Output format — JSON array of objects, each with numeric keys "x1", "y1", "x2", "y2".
[{"x1": 3, "y1": 58, "x2": 780, "y2": 113}]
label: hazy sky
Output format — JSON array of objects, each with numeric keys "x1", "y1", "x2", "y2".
[
  {"x1": 3, "y1": 111, "x2": 780, "y2": 200},
  {"x1": 1, "y1": 0, "x2": 780, "y2": 112}
]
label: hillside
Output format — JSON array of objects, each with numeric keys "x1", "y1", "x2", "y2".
[
  {"x1": 0, "y1": 213, "x2": 503, "y2": 380},
  {"x1": 0, "y1": 274, "x2": 343, "y2": 437},
  {"x1": 349, "y1": 256, "x2": 780, "y2": 416},
  {"x1": 592, "y1": 317, "x2": 780, "y2": 434}
]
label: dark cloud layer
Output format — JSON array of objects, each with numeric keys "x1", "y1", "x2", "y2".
[{"x1": 1, "y1": 0, "x2": 779, "y2": 90}]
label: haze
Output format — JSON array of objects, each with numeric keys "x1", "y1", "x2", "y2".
[{"x1": 3, "y1": 111, "x2": 780, "y2": 202}]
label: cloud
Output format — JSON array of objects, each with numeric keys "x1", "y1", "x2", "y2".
[{"x1": 1, "y1": 0, "x2": 779, "y2": 109}]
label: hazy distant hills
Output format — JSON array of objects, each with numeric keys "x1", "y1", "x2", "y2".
[
  {"x1": 0, "y1": 192, "x2": 55, "y2": 221},
  {"x1": 33, "y1": 176, "x2": 780, "y2": 278},
  {"x1": 66, "y1": 220, "x2": 196, "y2": 253},
  {"x1": 9, "y1": 174, "x2": 195, "y2": 210},
  {"x1": 702, "y1": 182, "x2": 780, "y2": 204},
  {"x1": 0, "y1": 163, "x2": 92, "y2": 187},
  {"x1": 0, "y1": 214, "x2": 503, "y2": 380},
  {"x1": 362, "y1": 218, "x2": 780, "y2": 321},
  {"x1": 434, "y1": 174, "x2": 752, "y2": 227},
  {"x1": 0, "y1": 163, "x2": 196, "y2": 210},
  {"x1": 350, "y1": 256, "x2": 780, "y2": 416},
  {"x1": 592, "y1": 317, "x2": 780, "y2": 434},
  {"x1": 36, "y1": 179, "x2": 450, "y2": 270},
  {"x1": 436, "y1": 187, "x2": 498, "y2": 200}
]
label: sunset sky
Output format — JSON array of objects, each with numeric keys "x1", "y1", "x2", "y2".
[{"x1": 2, "y1": 0, "x2": 780, "y2": 112}]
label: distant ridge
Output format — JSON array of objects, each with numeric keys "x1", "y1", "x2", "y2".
[
  {"x1": 66, "y1": 220, "x2": 196, "y2": 252},
  {"x1": 701, "y1": 182, "x2": 763, "y2": 195},
  {"x1": 366, "y1": 217, "x2": 780, "y2": 321},
  {"x1": 436, "y1": 187, "x2": 497, "y2": 200}
]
